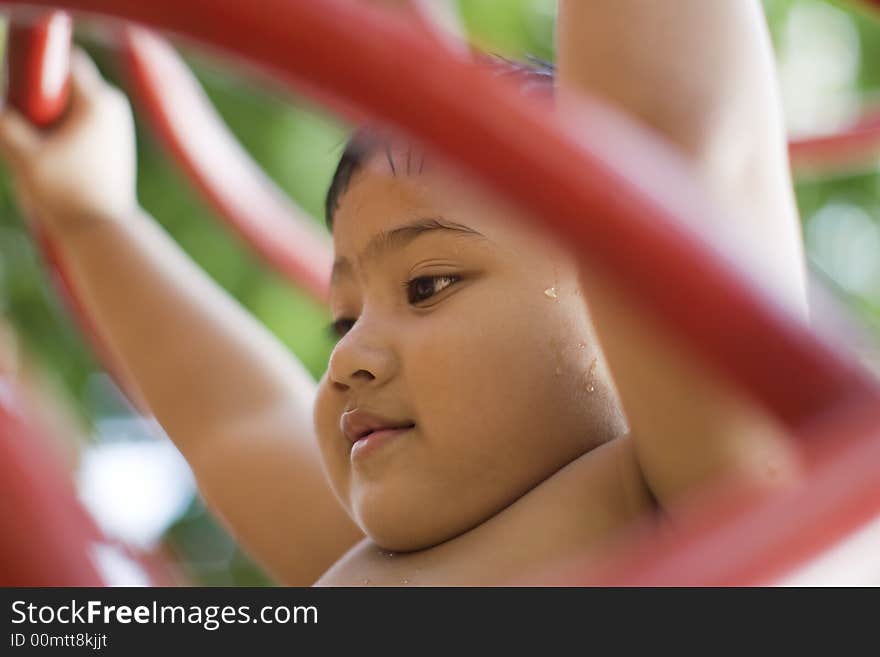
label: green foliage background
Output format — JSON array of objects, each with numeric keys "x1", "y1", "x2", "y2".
[{"x1": 0, "y1": 0, "x2": 877, "y2": 584}]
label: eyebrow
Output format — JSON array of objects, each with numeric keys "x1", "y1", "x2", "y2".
[{"x1": 331, "y1": 217, "x2": 487, "y2": 282}]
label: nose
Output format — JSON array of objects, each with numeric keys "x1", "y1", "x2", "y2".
[{"x1": 327, "y1": 317, "x2": 397, "y2": 390}]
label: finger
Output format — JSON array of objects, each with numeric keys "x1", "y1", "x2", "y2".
[
  {"x1": 68, "y1": 47, "x2": 108, "y2": 105},
  {"x1": 0, "y1": 107, "x2": 39, "y2": 166}
]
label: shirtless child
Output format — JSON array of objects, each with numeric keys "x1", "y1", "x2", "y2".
[{"x1": 0, "y1": 1, "x2": 806, "y2": 585}]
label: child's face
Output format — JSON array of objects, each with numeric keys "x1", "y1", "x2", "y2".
[{"x1": 314, "y1": 148, "x2": 626, "y2": 551}]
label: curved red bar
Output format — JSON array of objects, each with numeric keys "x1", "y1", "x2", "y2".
[
  {"x1": 5, "y1": 1, "x2": 880, "y2": 427},
  {"x1": 787, "y1": 0, "x2": 880, "y2": 173},
  {"x1": 528, "y1": 402, "x2": 880, "y2": 585},
  {"x1": 0, "y1": 379, "x2": 179, "y2": 585},
  {"x1": 1, "y1": 0, "x2": 879, "y2": 586},
  {"x1": 5, "y1": 14, "x2": 145, "y2": 403},
  {"x1": 2, "y1": 15, "x2": 162, "y2": 585},
  {"x1": 0, "y1": 0, "x2": 872, "y2": 430},
  {"x1": 0, "y1": 385, "x2": 104, "y2": 585},
  {"x1": 120, "y1": 27, "x2": 333, "y2": 303},
  {"x1": 6, "y1": 15, "x2": 333, "y2": 304},
  {"x1": 5, "y1": 12, "x2": 72, "y2": 127},
  {"x1": 790, "y1": 109, "x2": 880, "y2": 175}
]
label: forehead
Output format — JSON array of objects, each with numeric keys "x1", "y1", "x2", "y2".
[{"x1": 330, "y1": 147, "x2": 548, "y2": 257}]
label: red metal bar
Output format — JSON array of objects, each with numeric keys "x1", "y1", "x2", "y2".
[
  {"x1": 789, "y1": 109, "x2": 880, "y2": 174},
  {"x1": 1, "y1": 0, "x2": 875, "y2": 433},
  {"x1": 530, "y1": 401, "x2": 880, "y2": 586},
  {"x1": 5, "y1": 15, "x2": 333, "y2": 304},
  {"x1": 785, "y1": 1, "x2": 880, "y2": 174},
  {"x1": 1, "y1": 12, "x2": 120, "y2": 587},
  {"x1": 4, "y1": 13, "x2": 148, "y2": 406},
  {"x1": 0, "y1": 0, "x2": 879, "y2": 585},
  {"x1": 0, "y1": 376, "x2": 180, "y2": 585},
  {"x1": 2, "y1": 15, "x2": 173, "y2": 586},
  {"x1": 0, "y1": 381, "x2": 105, "y2": 585},
  {"x1": 5, "y1": 11, "x2": 72, "y2": 127},
  {"x1": 119, "y1": 27, "x2": 333, "y2": 303}
]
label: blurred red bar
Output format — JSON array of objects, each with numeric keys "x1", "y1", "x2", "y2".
[
  {"x1": 1, "y1": 0, "x2": 879, "y2": 585},
  {"x1": 533, "y1": 403, "x2": 880, "y2": 586},
  {"x1": 0, "y1": 382, "x2": 104, "y2": 585},
  {"x1": 790, "y1": 109, "x2": 880, "y2": 174},
  {"x1": 4, "y1": 0, "x2": 876, "y2": 430},
  {"x1": 5, "y1": 13, "x2": 147, "y2": 407},
  {"x1": 0, "y1": 379, "x2": 182, "y2": 585},
  {"x1": 6, "y1": 11, "x2": 72, "y2": 128},
  {"x1": 120, "y1": 27, "x2": 333, "y2": 303}
]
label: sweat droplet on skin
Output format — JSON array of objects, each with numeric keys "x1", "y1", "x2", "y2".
[
  {"x1": 543, "y1": 287, "x2": 558, "y2": 299},
  {"x1": 586, "y1": 358, "x2": 598, "y2": 393}
]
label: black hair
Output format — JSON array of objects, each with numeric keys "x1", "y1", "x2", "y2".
[{"x1": 324, "y1": 55, "x2": 555, "y2": 227}]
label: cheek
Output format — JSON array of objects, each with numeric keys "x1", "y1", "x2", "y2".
[
  {"x1": 403, "y1": 284, "x2": 596, "y2": 487},
  {"x1": 313, "y1": 375, "x2": 352, "y2": 507}
]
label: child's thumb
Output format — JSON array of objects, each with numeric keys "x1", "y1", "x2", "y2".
[{"x1": 0, "y1": 107, "x2": 39, "y2": 168}]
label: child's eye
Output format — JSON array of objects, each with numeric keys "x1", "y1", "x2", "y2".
[
  {"x1": 405, "y1": 275, "x2": 460, "y2": 304},
  {"x1": 328, "y1": 318, "x2": 356, "y2": 339}
]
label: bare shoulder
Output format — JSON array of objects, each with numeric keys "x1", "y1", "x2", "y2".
[{"x1": 315, "y1": 435, "x2": 654, "y2": 586}]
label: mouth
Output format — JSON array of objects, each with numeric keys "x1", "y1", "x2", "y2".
[
  {"x1": 354, "y1": 423, "x2": 416, "y2": 442},
  {"x1": 349, "y1": 424, "x2": 415, "y2": 461},
  {"x1": 340, "y1": 409, "x2": 415, "y2": 444}
]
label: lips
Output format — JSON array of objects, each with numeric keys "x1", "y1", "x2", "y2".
[{"x1": 340, "y1": 409, "x2": 416, "y2": 444}]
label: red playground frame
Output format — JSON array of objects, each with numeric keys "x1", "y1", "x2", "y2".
[{"x1": 2, "y1": 0, "x2": 880, "y2": 586}]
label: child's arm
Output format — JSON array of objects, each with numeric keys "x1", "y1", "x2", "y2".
[
  {"x1": 0, "y1": 52, "x2": 363, "y2": 584},
  {"x1": 556, "y1": 1, "x2": 806, "y2": 511}
]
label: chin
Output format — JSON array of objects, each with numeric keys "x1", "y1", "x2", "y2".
[{"x1": 352, "y1": 485, "x2": 478, "y2": 553}]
